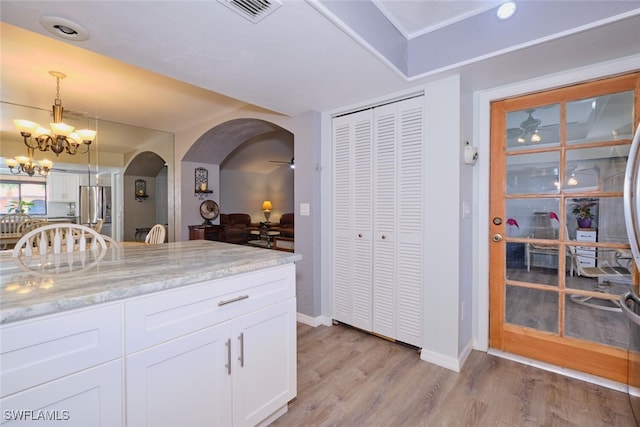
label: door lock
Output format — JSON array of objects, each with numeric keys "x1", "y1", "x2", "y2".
[
  {"x1": 493, "y1": 217, "x2": 503, "y2": 225},
  {"x1": 492, "y1": 234, "x2": 503, "y2": 242}
]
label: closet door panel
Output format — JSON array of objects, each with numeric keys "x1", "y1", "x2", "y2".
[
  {"x1": 396, "y1": 97, "x2": 425, "y2": 347},
  {"x1": 352, "y1": 111, "x2": 373, "y2": 330},
  {"x1": 332, "y1": 111, "x2": 373, "y2": 330},
  {"x1": 332, "y1": 116, "x2": 353, "y2": 324},
  {"x1": 372, "y1": 104, "x2": 398, "y2": 338}
]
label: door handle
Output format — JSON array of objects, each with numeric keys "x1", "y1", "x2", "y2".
[
  {"x1": 225, "y1": 338, "x2": 231, "y2": 375},
  {"x1": 620, "y1": 292, "x2": 640, "y2": 327},
  {"x1": 218, "y1": 295, "x2": 249, "y2": 306},
  {"x1": 492, "y1": 234, "x2": 503, "y2": 242},
  {"x1": 238, "y1": 332, "x2": 244, "y2": 367}
]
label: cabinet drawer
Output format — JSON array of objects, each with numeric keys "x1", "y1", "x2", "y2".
[
  {"x1": 576, "y1": 230, "x2": 596, "y2": 241},
  {"x1": 0, "y1": 304, "x2": 122, "y2": 398},
  {"x1": 125, "y1": 264, "x2": 295, "y2": 354}
]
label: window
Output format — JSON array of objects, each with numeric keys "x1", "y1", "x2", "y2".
[{"x1": 0, "y1": 180, "x2": 47, "y2": 215}]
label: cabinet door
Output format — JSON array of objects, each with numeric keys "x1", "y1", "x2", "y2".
[
  {"x1": 47, "y1": 174, "x2": 78, "y2": 202},
  {"x1": 0, "y1": 360, "x2": 122, "y2": 427},
  {"x1": 127, "y1": 323, "x2": 233, "y2": 427},
  {"x1": 232, "y1": 298, "x2": 296, "y2": 427},
  {"x1": 332, "y1": 110, "x2": 373, "y2": 331}
]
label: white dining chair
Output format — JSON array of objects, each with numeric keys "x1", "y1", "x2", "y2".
[
  {"x1": 12, "y1": 223, "x2": 107, "y2": 257},
  {"x1": 145, "y1": 224, "x2": 166, "y2": 244},
  {"x1": 0, "y1": 213, "x2": 32, "y2": 249}
]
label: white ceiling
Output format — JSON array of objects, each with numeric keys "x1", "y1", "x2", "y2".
[{"x1": 1, "y1": 1, "x2": 639, "y2": 158}]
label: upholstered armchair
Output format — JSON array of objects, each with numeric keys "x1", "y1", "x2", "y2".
[
  {"x1": 220, "y1": 213, "x2": 259, "y2": 244},
  {"x1": 276, "y1": 213, "x2": 294, "y2": 238}
]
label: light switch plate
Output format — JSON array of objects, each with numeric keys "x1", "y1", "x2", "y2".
[{"x1": 300, "y1": 203, "x2": 310, "y2": 216}]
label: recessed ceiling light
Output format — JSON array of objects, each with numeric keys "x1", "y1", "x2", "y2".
[
  {"x1": 39, "y1": 16, "x2": 90, "y2": 41},
  {"x1": 496, "y1": 2, "x2": 517, "y2": 20}
]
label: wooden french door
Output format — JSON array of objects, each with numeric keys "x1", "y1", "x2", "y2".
[{"x1": 489, "y1": 72, "x2": 640, "y2": 383}]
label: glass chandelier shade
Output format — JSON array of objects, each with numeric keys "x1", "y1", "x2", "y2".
[{"x1": 13, "y1": 71, "x2": 97, "y2": 157}]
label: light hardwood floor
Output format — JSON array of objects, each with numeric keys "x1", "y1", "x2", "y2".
[{"x1": 271, "y1": 323, "x2": 636, "y2": 427}]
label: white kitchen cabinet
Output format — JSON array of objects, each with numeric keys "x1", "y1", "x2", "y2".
[
  {"x1": 232, "y1": 299, "x2": 296, "y2": 427},
  {"x1": 332, "y1": 96, "x2": 425, "y2": 347},
  {"x1": 0, "y1": 262, "x2": 296, "y2": 427},
  {"x1": 0, "y1": 360, "x2": 123, "y2": 427},
  {"x1": 127, "y1": 323, "x2": 233, "y2": 427},
  {"x1": 125, "y1": 264, "x2": 297, "y2": 427},
  {"x1": 47, "y1": 173, "x2": 78, "y2": 203},
  {"x1": 0, "y1": 304, "x2": 123, "y2": 426},
  {"x1": 576, "y1": 228, "x2": 597, "y2": 268}
]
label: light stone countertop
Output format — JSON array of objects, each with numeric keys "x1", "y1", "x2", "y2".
[{"x1": 0, "y1": 240, "x2": 301, "y2": 325}]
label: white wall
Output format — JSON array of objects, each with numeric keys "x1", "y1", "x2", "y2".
[
  {"x1": 420, "y1": 75, "x2": 466, "y2": 371},
  {"x1": 181, "y1": 161, "x2": 220, "y2": 228},
  {"x1": 219, "y1": 166, "x2": 294, "y2": 222},
  {"x1": 174, "y1": 108, "x2": 321, "y2": 318}
]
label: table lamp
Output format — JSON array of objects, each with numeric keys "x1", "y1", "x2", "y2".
[{"x1": 262, "y1": 200, "x2": 273, "y2": 222}]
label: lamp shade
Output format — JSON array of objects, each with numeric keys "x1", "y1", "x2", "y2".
[
  {"x1": 14, "y1": 119, "x2": 39, "y2": 135},
  {"x1": 262, "y1": 200, "x2": 273, "y2": 211},
  {"x1": 76, "y1": 129, "x2": 97, "y2": 142},
  {"x1": 50, "y1": 122, "x2": 75, "y2": 136}
]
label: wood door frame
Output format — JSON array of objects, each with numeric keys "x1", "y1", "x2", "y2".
[{"x1": 487, "y1": 72, "x2": 640, "y2": 383}]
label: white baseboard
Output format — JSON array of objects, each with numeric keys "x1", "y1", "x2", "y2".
[
  {"x1": 419, "y1": 339, "x2": 473, "y2": 372},
  {"x1": 296, "y1": 313, "x2": 332, "y2": 327}
]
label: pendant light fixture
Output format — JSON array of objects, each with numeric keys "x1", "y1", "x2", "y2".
[
  {"x1": 13, "y1": 71, "x2": 97, "y2": 157},
  {"x1": 5, "y1": 147, "x2": 53, "y2": 177}
]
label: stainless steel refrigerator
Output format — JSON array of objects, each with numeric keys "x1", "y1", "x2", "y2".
[
  {"x1": 621, "y1": 123, "x2": 640, "y2": 425},
  {"x1": 79, "y1": 186, "x2": 112, "y2": 232}
]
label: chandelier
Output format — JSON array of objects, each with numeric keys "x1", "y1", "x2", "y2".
[
  {"x1": 5, "y1": 147, "x2": 53, "y2": 177},
  {"x1": 13, "y1": 71, "x2": 97, "y2": 157}
]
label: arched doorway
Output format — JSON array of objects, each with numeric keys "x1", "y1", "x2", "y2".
[
  {"x1": 181, "y1": 118, "x2": 294, "y2": 237},
  {"x1": 123, "y1": 151, "x2": 168, "y2": 242}
]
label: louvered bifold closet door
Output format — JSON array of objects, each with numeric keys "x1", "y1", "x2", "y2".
[
  {"x1": 395, "y1": 96, "x2": 424, "y2": 347},
  {"x1": 372, "y1": 96, "x2": 425, "y2": 346},
  {"x1": 372, "y1": 103, "x2": 398, "y2": 339},
  {"x1": 332, "y1": 110, "x2": 373, "y2": 331}
]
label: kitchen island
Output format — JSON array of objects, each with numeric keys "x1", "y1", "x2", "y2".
[{"x1": 0, "y1": 240, "x2": 300, "y2": 426}]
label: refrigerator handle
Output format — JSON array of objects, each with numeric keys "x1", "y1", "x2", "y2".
[
  {"x1": 624, "y1": 124, "x2": 640, "y2": 272},
  {"x1": 620, "y1": 292, "x2": 640, "y2": 327}
]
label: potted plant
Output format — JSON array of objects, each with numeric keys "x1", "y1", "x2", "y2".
[
  {"x1": 8, "y1": 200, "x2": 34, "y2": 214},
  {"x1": 570, "y1": 199, "x2": 596, "y2": 228}
]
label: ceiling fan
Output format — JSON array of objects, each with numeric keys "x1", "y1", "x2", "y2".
[
  {"x1": 269, "y1": 157, "x2": 295, "y2": 169},
  {"x1": 507, "y1": 109, "x2": 543, "y2": 143}
]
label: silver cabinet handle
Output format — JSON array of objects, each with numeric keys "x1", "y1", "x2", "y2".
[
  {"x1": 218, "y1": 295, "x2": 249, "y2": 306},
  {"x1": 238, "y1": 332, "x2": 244, "y2": 367},
  {"x1": 225, "y1": 338, "x2": 231, "y2": 375}
]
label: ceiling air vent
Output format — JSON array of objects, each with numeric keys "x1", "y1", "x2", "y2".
[{"x1": 218, "y1": 0, "x2": 282, "y2": 24}]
